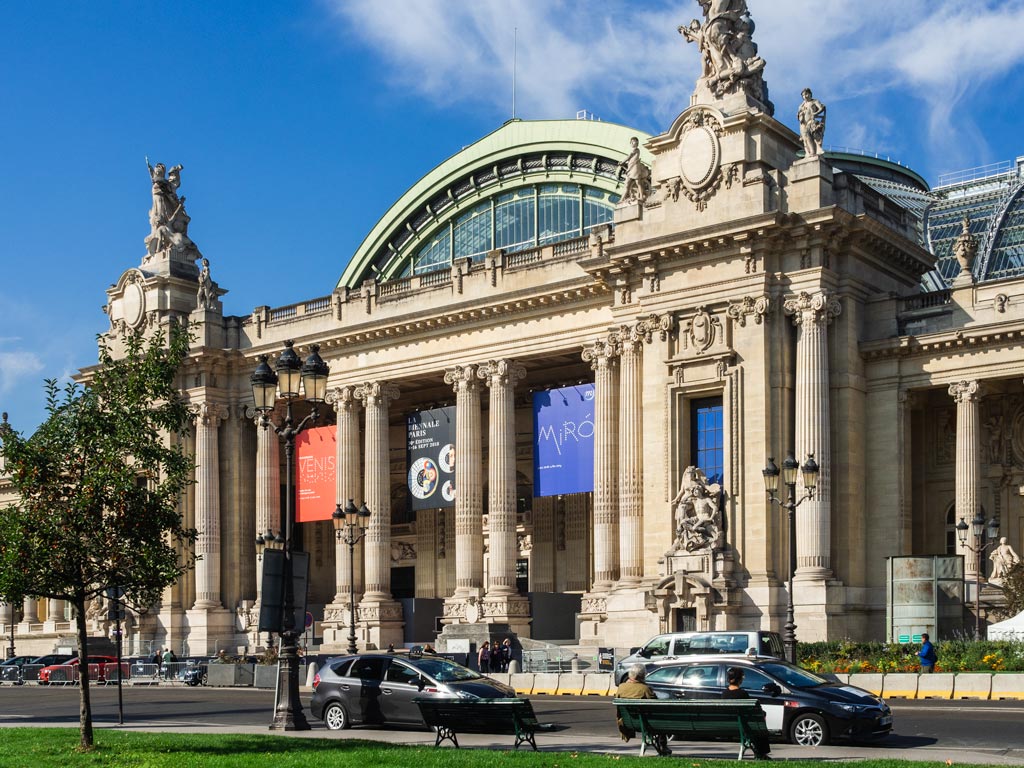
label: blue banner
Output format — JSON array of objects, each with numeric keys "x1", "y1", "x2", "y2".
[{"x1": 533, "y1": 383, "x2": 595, "y2": 497}]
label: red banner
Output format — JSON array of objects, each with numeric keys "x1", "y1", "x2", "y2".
[{"x1": 295, "y1": 425, "x2": 336, "y2": 522}]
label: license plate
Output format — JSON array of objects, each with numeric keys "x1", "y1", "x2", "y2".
[{"x1": 879, "y1": 716, "x2": 892, "y2": 726}]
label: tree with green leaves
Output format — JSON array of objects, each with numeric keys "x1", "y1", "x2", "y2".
[{"x1": 0, "y1": 324, "x2": 196, "y2": 750}]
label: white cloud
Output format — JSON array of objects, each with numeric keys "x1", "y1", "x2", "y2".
[
  {"x1": 0, "y1": 351, "x2": 45, "y2": 396},
  {"x1": 324, "y1": 0, "x2": 1024, "y2": 170}
]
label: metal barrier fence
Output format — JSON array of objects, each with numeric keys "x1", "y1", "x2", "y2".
[
  {"x1": 521, "y1": 649, "x2": 594, "y2": 673},
  {"x1": 0, "y1": 661, "x2": 204, "y2": 685}
]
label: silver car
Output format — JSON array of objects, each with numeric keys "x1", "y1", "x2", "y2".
[{"x1": 310, "y1": 652, "x2": 516, "y2": 730}]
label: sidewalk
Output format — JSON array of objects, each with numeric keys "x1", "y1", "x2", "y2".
[{"x1": 75, "y1": 718, "x2": 1024, "y2": 765}]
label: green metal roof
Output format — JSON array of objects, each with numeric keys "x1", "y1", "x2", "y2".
[{"x1": 338, "y1": 118, "x2": 650, "y2": 289}]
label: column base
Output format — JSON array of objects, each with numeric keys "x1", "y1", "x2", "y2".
[
  {"x1": 436, "y1": 621, "x2": 515, "y2": 657},
  {"x1": 576, "y1": 591, "x2": 609, "y2": 646},
  {"x1": 481, "y1": 594, "x2": 531, "y2": 637},
  {"x1": 357, "y1": 598, "x2": 404, "y2": 651},
  {"x1": 184, "y1": 607, "x2": 235, "y2": 656}
]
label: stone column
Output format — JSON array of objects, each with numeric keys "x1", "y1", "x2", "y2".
[
  {"x1": 784, "y1": 292, "x2": 841, "y2": 579},
  {"x1": 617, "y1": 327, "x2": 645, "y2": 586},
  {"x1": 443, "y1": 365, "x2": 484, "y2": 604},
  {"x1": 193, "y1": 401, "x2": 226, "y2": 608},
  {"x1": 582, "y1": 339, "x2": 620, "y2": 590},
  {"x1": 21, "y1": 597, "x2": 38, "y2": 624},
  {"x1": 950, "y1": 380, "x2": 982, "y2": 577},
  {"x1": 47, "y1": 599, "x2": 64, "y2": 622},
  {"x1": 323, "y1": 386, "x2": 364, "y2": 641},
  {"x1": 479, "y1": 360, "x2": 530, "y2": 629},
  {"x1": 355, "y1": 381, "x2": 403, "y2": 648},
  {"x1": 254, "y1": 412, "x2": 281, "y2": 605}
]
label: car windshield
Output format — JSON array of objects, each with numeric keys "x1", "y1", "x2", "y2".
[
  {"x1": 412, "y1": 658, "x2": 482, "y2": 682},
  {"x1": 759, "y1": 662, "x2": 828, "y2": 688}
]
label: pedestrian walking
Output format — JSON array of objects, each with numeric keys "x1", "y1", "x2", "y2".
[
  {"x1": 918, "y1": 633, "x2": 937, "y2": 673},
  {"x1": 500, "y1": 638, "x2": 513, "y2": 672}
]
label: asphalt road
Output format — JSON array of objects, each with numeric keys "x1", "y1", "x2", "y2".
[{"x1": 3, "y1": 684, "x2": 1024, "y2": 759}]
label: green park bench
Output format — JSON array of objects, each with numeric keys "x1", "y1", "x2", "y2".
[
  {"x1": 614, "y1": 698, "x2": 769, "y2": 758},
  {"x1": 414, "y1": 696, "x2": 552, "y2": 750}
]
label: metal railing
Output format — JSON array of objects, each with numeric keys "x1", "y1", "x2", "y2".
[{"x1": 521, "y1": 649, "x2": 595, "y2": 673}]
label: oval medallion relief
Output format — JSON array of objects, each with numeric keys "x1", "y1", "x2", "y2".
[
  {"x1": 679, "y1": 123, "x2": 720, "y2": 189},
  {"x1": 122, "y1": 280, "x2": 145, "y2": 328}
]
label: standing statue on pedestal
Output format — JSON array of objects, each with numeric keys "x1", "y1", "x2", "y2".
[
  {"x1": 797, "y1": 88, "x2": 827, "y2": 158},
  {"x1": 618, "y1": 136, "x2": 651, "y2": 205},
  {"x1": 145, "y1": 157, "x2": 202, "y2": 263},
  {"x1": 679, "y1": 0, "x2": 771, "y2": 111},
  {"x1": 196, "y1": 258, "x2": 214, "y2": 310}
]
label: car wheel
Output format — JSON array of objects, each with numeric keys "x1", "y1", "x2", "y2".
[
  {"x1": 790, "y1": 712, "x2": 829, "y2": 747},
  {"x1": 200, "y1": 672, "x2": 208, "y2": 686},
  {"x1": 323, "y1": 701, "x2": 350, "y2": 731}
]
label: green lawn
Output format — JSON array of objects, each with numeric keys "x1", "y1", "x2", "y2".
[{"x1": 0, "y1": 729, "x2": 996, "y2": 768}]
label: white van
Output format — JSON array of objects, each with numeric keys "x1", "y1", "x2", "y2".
[{"x1": 614, "y1": 630, "x2": 785, "y2": 683}]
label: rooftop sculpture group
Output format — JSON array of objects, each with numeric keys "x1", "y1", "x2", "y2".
[
  {"x1": 145, "y1": 157, "x2": 202, "y2": 263},
  {"x1": 679, "y1": 0, "x2": 771, "y2": 112}
]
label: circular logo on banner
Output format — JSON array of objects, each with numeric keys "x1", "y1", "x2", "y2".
[
  {"x1": 441, "y1": 480, "x2": 455, "y2": 502},
  {"x1": 438, "y1": 443, "x2": 455, "y2": 473},
  {"x1": 409, "y1": 457, "x2": 439, "y2": 500}
]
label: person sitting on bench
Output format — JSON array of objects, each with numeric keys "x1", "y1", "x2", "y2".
[
  {"x1": 721, "y1": 667, "x2": 771, "y2": 760},
  {"x1": 615, "y1": 663, "x2": 670, "y2": 756}
]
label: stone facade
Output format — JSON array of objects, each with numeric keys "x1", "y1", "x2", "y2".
[{"x1": 4, "y1": 18, "x2": 1024, "y2": 657}]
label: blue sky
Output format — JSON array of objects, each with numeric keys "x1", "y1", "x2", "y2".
[{"x1": 3, "y1": 0, "x2": 1024, "y2": 434}]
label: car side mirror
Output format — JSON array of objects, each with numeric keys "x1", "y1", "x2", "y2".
[
  {"x1": 638, "y1": 648, "x2": 651, "y2": 659},
  {"x1": 762, "y1": 683, "x2": 781, "y2": 697},
  {"x1": 417, "y1": 675, "x2": 427, "y2": 691}
]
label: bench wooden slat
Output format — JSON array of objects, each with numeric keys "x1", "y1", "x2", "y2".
[
  {"x1": 614, "y1": 698, "x2": 769, "y2": 759},
  {"x1": 415, "y1": 697, "x2": 546, "y2": 750}
]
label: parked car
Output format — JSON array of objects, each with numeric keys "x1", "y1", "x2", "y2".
[
  {"x1": 642, "y1": 655, "x2": 892, "y2": 746},
  {"x1": 310, "y1": 651, "x2": 515, "y2": 730},
  {"x1": 615, "y1": 630, "x2": 785, "y2": 683},
  {"x1": 37, "y1": 655, "x2": 120, "y2": 685}
]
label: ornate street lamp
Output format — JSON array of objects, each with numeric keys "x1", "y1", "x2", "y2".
[
  {"x1": 250, "y1": 340, "x2": 329, "y2": 732},
  {"x1": 956, "y1": 511, "x2": 1000, "y2": 640},
  {"x1": 332, "y1": 499, "x2": 372, "y2": 655},
  {"x1": 763, "y1": 453, "x2": 819, "y2": 664}
]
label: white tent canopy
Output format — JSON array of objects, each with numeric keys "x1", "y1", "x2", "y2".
[{"x1": 988, "y1": 610, "x2": 1024, "y2": 640}]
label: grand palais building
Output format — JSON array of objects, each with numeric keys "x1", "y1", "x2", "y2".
[{"x1": 3, "y1": 7, "x2": 1024, "y2": 658}]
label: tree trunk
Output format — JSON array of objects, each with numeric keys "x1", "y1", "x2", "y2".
[{"x1": 74, "y1": 593, "x2": 94, "y2": 749}]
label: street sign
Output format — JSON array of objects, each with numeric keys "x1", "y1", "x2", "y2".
[
  {"x1": 305, "y1": 611, "x2": 314, "y2": 629},
  {"x1": 898, "y1": 634, "x2": 910, "y2": 643}
]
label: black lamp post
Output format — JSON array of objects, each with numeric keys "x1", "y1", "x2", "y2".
[
  {"x1": 762, "y1": 453, "x2": 819, "y2": 665},
  {"x1": 332, "y1": 499, "x2": 372, "y2": 655},
  {"x1": 4, "y1": 602, "x2": 15, "y2": 660},
  {"x1": 956, "y1": 511, "x2": 1000, "y2": 641},
  {"x1": 251, "y1": 339, "x2": 329, "y2": 732}
]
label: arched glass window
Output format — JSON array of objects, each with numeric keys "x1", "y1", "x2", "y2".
[{"x1": 411, "y1": 183, "x2": 617, "y2": 275}]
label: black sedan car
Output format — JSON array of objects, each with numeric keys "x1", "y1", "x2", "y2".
[
  {"x1": 644, "y1": 656, "x2": 892, "y2": 746},
  {"x1": 311, "y1": 651, "x2": 515, "y2": 730}
]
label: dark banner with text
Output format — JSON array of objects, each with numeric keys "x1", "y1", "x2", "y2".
[
  {"x1": 533, "y1": 383, "x2": 595, "y2": 497},
  {"x1": 407, "y1": 406, "x2": 456, "y2": 511}
]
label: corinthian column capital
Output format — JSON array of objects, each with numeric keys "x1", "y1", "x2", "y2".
[
  {"x1": 193, "y1": 401, "x2": 227, "y2": 426},
  {"x1": 949, "y1": 380, "x2": 981, "y2": 403},
  {"x1": 444, "y1": 364, "x2": 479, "y2": 393},
  {"x1": 355, "y1": 381, "x2": 400, "y2": 407},
  {"x1": 478, "y1": 359, "x2": 526, "y2": 388},
  {"x1": 783, "y1": 291, "x2": 842, "y2": 326},
  {"x1": 327, "y1": 385, "x2": 359, "y2": 413},
  {"x1": 582, "y1": 339, "x2": 619, "y2": 369}
]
